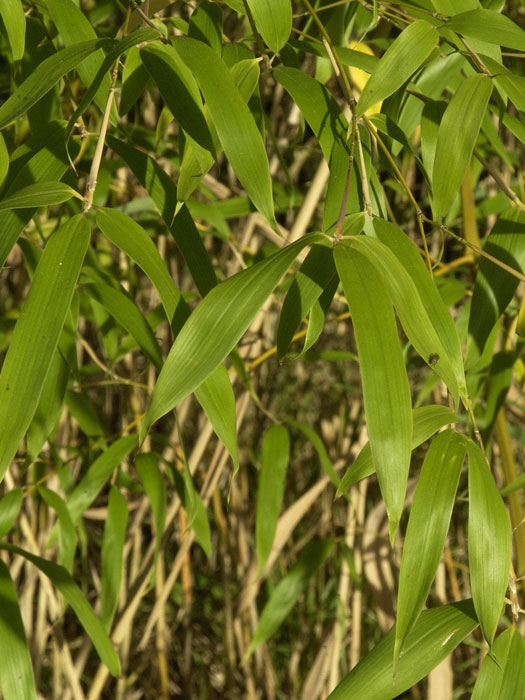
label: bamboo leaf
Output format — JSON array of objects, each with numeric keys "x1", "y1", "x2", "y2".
[
  {"x1": 327, "y1": 600, "x2": 479, "y2": 700},
  {"x1": 188, "y1": 1, "x2": 223, "y2": 54},
  {"x1": 0, "y1": 543, "x2": 121, "y2": 677},
  {"x1": 245, "y1": 539, "x2": 334, "y2": 658},
  {"x1": 446, "y1": 9, "x2": 525, "y2": 51},
  {"x1": 245, "y1": 0, "x2": 292, "y2": 53},
  {"x1": 0, "y1": 560, "x2": 37, "y2": 700},
  {"x1": 288, "y1": 420, "x2": 339, "y2": 489},
  {"x1": 119, "y1": 46, "x2": 150, "y2": 116},
  {"x1": 0, "y1": 181, "x2": 80, "y2": 210},
  {"x1": 182, "y1": 459, "x2": 211, "y2": 557},
  {"x1": 466, "y1": 208, "x2": 525, "y2": 368},
  {"x1": 356, "y1": 21, "x2": 439, "y2": 118},
  {"x1": 135, "y1": 453, "x2": 167, "y2": 567},
  {"x1": 66, "y1": 435, "x2": 138, "y2": 523},
  {"x1": 38, "y1": 487, "x2": 76, "y2": 574},
  {"x1": 0, "y1": 38, "x2": 114, "y2": 129},
  {"x1": 337, "y1": 405, "x2": 457, "y2": 495},
  {"x1": 256, "y1": 425, "x2": 290, "y2": 574},
  {"x1": 194, "y1": 364, "x2": 239, "y2": 476},
  {"x1": 0, "y1": 132, "x2": 8, "y2": 190},
  {"x1": 0, "y1": 215, "x2": 90, "y2": 483},
  {"x1": 334, "y1": 245, "x2": 412, "y2": 542},
  {"x1": 172, "y1": 36, "x2": 274, "y2": 224},
  {"x1": 0, "y1": 0, "x2": 25, "y2": 62},
  {"x1": 395, "y1": 430, "x2": 466, "y2": 664},
  {"x1": 472, "y1": 627, "x2": 525, "y2": 700},
  {"x1": 45, "y1": 0, "x2": 117, "y2": 119},
  {"x1": 0, "y1": 490, "x2": 23, "y2": 539},
  {"x1": 466, "y1": 438, "x2": 511, "y2": 646},
  {"x1": 100, "y1": 486, "x2": 128, "y2": 632},
  {"x1": 141, "y1": 234, "x2": 322, "y2": 441},
  {"x1": 432, "y1": 74, "x2": 493, "y2": 219}
]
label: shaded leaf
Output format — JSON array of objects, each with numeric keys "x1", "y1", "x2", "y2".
[
  {"x1": 38, "y1": 487, "x2": 76, "y2": 574},
  {"x1": 0, "y1": 490, "x2": 23, "y2": 539},
  {"x1": 256, "y1": 425, "x2": 290, "y2": 574},
  {"x1": 100, "y1": 486, "x2": 128, "y2": 632},
  {"x1": 0, "y1": 0, "x2": 25, "y2": 62},
  {"x1": 135, "y1": 453, "x2": 167, "y2": 567},
  {"x1": 472, "y1": 627, "x2": 525, "y2": 700}
]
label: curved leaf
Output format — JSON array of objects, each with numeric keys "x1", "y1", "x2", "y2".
[
  {"x1": 356, "y1": 21, "x2": 439, "y2": 118},
  {"x1": 246, "y1": 0, "x2": 292, "y2": 53},
  {"x1": 100, "y1": 486, "x2": 128, "y2": 632},
  {"x1": 334, "y1": 245, "x2": 412, "y2": 542},
  {"x1": 0, "y1": 0, "x2": 25, "y2": 62},
  {"x1": 0, "y1": 215, "x2": 90, "y2": 482},
  {"x1": 135, "y1": 453, "x2": 167, "y2": 567},
  {"x1": 0, "y1": 490, "x2": 23, "y2": 539},
  {"x1": 0, "y1": 181, "x2": 80, "y2": 210},
  {"x1": 472, "y1": 627, "x2": 525, "y2": 700},
  {"x1": 446, "y1": 9, "x2": 525, "y2": 51}
]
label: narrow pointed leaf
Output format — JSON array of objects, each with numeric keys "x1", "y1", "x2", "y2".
[
  {"x1": 100, "y1": 486, "x2": 128, "y2": 632},
  {"x1": 195, "y1": 364, "x2": 239, "y2": 475},
  {"x1": 0, "y1": 561, "x2": 37, "y2": 700},
  {"x1": 0, "y1": 490, "x2": 23, "y2": 538},
  {"x1": 172, "y1": 36, "x2": 274, "y2": 223},
  {"x1": 66, "y1": 435, "x2": 138, "y2": 523},
  {"x1": 256, "y1": 425, "x2": 290, "y2": 574},
  {"x1": 288, "y1": 420, "x2": 339, "y2": 488},
  {"x1": 334, "y1": 245, "x2": 412, "y2": 541},
  {"x1": 246, "y1": 539, "x2": 334, "y2": 658},
  {"x1": 472, "y1": 627, "x2": 525, "y2": 700},
  {"x1": 327, "y1": 600, "x2": 479, "y2": 700},
  {"x1": 432, "y1": 75, "x2": 493, "y2": 219},
  {"x1": 141, "y1": 234, "x2": 321, "y2": 440},
  {"x1": 245, "y1": 0, "x2": 292, "y2": 53},
  {"x1": 0, "y1": 543, "x2": 120, "y2": 677},
  {"x1": 446, "y1": 9, "x2": 525, "y2": 51},
  {"x1": 0, "y1": 0, "x2": 25, "y2": 62},
  {"x1": 337, "y1": 405, "x2": 457, "y2": 495},
  {"x1": 182, "y1": 460, "x2": 211, "y2": 557},
  {"x1": 0, "y1": 215, "x2": 90, "y2": 482},
  {"x1": 188, "y1": 1, "x2": 223, "y2": 54},
  {"x1": 395, "y1": 430, "x2": 466, "y2": 663},
  {"x1": 356, "y1": 21, "x2": 439, "y2": 117},
  {"x1": 467, "y1": 438, "x2": 511, "y2": 646},
  {"x1": 135, "y1": 453, "x2": 167, "y2": 567},
  {"x1": 0, "y1": 38, "x2": 114, "y2": 129},
  {"x1": 38, "y1": 487, "x2": 76, "y2": 574},
  {"x1": 0, "y1": 181, "x2": 80, "y2": 210}
]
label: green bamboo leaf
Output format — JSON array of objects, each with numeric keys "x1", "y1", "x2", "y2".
[
  {"x1": 188, "y1": 1, "x2": 223, "y2": 54},
  {"x1": 0, "y1": 543, "x2": 121, "y2": 676},
  {"x1": 420, "y1": 100, "x2": 446, "y2": 186},
  {"x1": 395, "y1": 430, "x2": 466, "y2": 664},
  {"x1": 334, "y1": 245, "x2": 413, "y2": 541},
  {"x1": 141, "y1": 43, "x2": 215, "y2": 154},
  {"x1": 288, "y1": 420, "x2": 339, "y2": 489},
  {"x1": 82, "y1": 279, "x2": 163, "y2": 371},
  {"x1": 431, "y1": 0, "x2": 479, "y2": 14},
  {"x1": 356, "y1": 21, "x2": 439, "y2": 118},
  {"x1": 66, "y1": 434, "x2": 138, "y2": 523},
  {"x1": 0, "y1": 0, "x2": 25, "y2": 62},
  {"x1": 370, "y1": 218, "x2": 466, "y2": 400},
  {"x1": 0, "y1": 560, "x2": 37, "y2": 700},
  {"x1": 172, "y1": 36, "x2": 274, "y2": 224},
  {"x1": 446, "y1": 9, "x2": 525, "y2": 50},
  {"x1": 38, "y1": 487, "x2": 76, "y2": 574},
  {"x1": 472, "y1": 627, "x2": 525, "y2": 700},
  {"x1": 432, "y1": 74, "x2": 493, "y2": 219},
  {"x1": 0, "y1": 181, "x2": 80, "y2": 210},
  {"x1": 106, "y1": 137, "x2": 217, "y2": 298},
  {"x1": 141, "y1": 234, "x2": 322, "y2": 441},
  {"x1": 256, "y1": 425, "x2": 290, "y2": 574},
  {"x1": 245, "y1": 539, "x2": 334, "y2": 658},
  {"x1": 245, "y1": 0, "x2": 292, "y2": 53},
  {"x1": 0, "y1": 38, "x2": 114, "y2": 130},
  {"x1": 119, "y1": 46, "x2": 150, "y2": 116},
  {"x1": 466, "y1": 438, "x2": 511, "y2": 646},
  {"x1": 65, "y1": 389, "x2": 104, "y2": 439},
  {"x1": 327, "y1": 600, "x2": 479, "y2": 700},
  {"x1": 135, "y1": 453, "x2": 167, "y2": 567},
  {"x1": 337, "y1": 405, "x2": 457, "y2": 495},
  {"x1": 0, "y1": 122, "x2": 79, "y2": 269},
  {"x1": 0, "y1": 132, "x2": 8, "y2": 190},
  {"x1": 277, "y1": 244, "x2": 336, "y2": 358},
  {"x1": 100, "y1": 486, "x2": 128, "y2": 632},
  {"x1": 466, "y1": 208, "x2": 525, "y2": 368},
  {"x1": 0, "y1": 215, "x2": 90, "y2": 483},
  {"x1": 0, "y1": 490, "x2": 23, "y2": 539},
  {"x1": 96, "y1": 208, "x2": 186, "y2": 329},
  {"x1": 182, "y1": 459, "x2": 211, "y2": 557},
  {"x1": 45, "y1": 0, "x2": 118, "y2": 120},
  {"x1": 194, "y1": 364, "x2": 239, "y2": 476}
]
